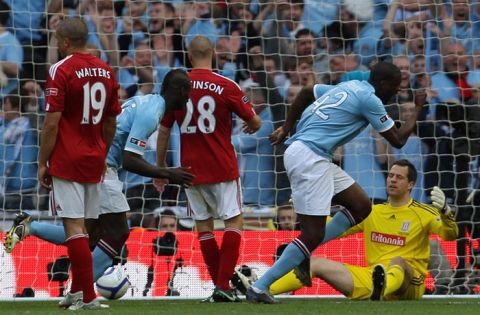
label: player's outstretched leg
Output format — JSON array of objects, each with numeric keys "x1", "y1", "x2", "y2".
[
  {"x1": 370, "y1": 264, "x2": 386, "y2": 301},
  {"x1": 3, "y1": 212, "x2": 32, "y2": 253}
]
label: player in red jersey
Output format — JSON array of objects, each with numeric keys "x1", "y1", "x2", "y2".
[
  {"x1": 38, "y1": 17, "x2": 120, "y2": 311},
  {"x1": 156, "y1": 36, "x2": 261, "y2": 302}
]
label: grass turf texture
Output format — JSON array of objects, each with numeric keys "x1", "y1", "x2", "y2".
[{"x1": 1, "y1": 299, "x2": 479, "y2": 315}]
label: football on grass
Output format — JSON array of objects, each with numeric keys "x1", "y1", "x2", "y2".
[{"x1": 96, "y1": 266, "x2": 131, "y2": 300}]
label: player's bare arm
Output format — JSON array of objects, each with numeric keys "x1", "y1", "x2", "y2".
[
  {"x1": 242, "y1": 114, "x2": 262, "y2": 134},
  {"x1": 379, "y1": 90, "x2": 425, "y2": 148},
  {"x1": 102, "y1": 115, "x2": 117, "y2": 155},
  {"x1": 269, "y1": 85, "x2": 315, "y2": 145},
  {"x1": 38, "y1": 111, "x2": 62, "y2": 189},
  {"x1": 122, "y1": 150, "x2": 194, "y2": 187},
  {"x1": 153, "y1": 125, "x2": 173, "y2": 192}
]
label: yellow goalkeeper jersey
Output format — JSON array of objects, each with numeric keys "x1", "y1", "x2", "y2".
[{"x1": 346, "y1": 199, "x2": 458, "y2": 277}]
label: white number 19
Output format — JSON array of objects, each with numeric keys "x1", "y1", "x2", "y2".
[{"x1": 82, "y1": 82, "x2": 106, "y2": 125}]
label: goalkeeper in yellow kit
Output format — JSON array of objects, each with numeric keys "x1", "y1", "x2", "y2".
[{"x1": 268, "y1": 159, "x2": 458, "y2": 301}]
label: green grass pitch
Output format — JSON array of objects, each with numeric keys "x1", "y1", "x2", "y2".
[{"x1": 1, "y1": 299, "x2": 479, "y2": 315}]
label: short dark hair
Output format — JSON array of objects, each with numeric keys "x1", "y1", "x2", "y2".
[
  {"x1": 161, "y1": 68, "x2": 189, "y2": 94},
  {"x1": 160, "y1": 209, "x2": 176, "y2": 218},
  {"x1": 369, "y1": 61, "x2": 401, "y2": 85},
  {"x1": 57, "y1": 17, "x2": 88, "y2": 47},
  {"x1": 391, "y1": 159, "x2": 417, "y2": 183},
  {"x1": 0, "y1": 1, "x2": 10, "y2": 26},
  {"x1": 295, "y1": 28, "x2": 316, "y2": 39}
]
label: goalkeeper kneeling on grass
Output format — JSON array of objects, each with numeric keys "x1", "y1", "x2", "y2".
[{"x1": 268, "y1": 159, "x2": 458, "y2": 301}]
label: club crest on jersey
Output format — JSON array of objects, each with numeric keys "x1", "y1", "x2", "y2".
[
  {"x1": 45, "y1": 88, "x2": 58, "y2": 96},
  {"x1": 401, "y1": 221, "x2": 411, "y2": 232},
  {"x1": 380, "y1": 114, "x2": 390, "y2": 123},
  {"x1": 130, "y1": 138, "x2": 146, "y2": 148}
]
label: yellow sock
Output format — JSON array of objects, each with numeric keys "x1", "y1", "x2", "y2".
[
  {"x1": 384, "y1": 265, "x2": 405, "y2": 296},
  {"x1": 269, "y1": 270, "x2": 305, "y2": 295}
]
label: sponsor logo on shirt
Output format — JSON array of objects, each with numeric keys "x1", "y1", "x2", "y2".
[
  {"x1": 371, "y1": 231, "x2": 405, "y2": 247},
  {"x1": 45, "y1": 88, "x2": 58, "y2": 96},
  {"x1": 380, "y1": 114, "x2": 390, "y2": 123},
  {"x1": 130, "y1": 137, "x2": 147, "y2": 148}
]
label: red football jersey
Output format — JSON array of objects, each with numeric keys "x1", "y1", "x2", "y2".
[
  {"x1": 161, "y1": 69, "x2": 256, "y2": 185},
  {"x1": 45, "y1": 53, "x2": 121, "y2": 183}
]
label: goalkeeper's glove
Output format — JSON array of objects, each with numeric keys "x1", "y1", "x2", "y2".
[{"x1": 430, "y1": 186, "x2": 453, "y2": 215}]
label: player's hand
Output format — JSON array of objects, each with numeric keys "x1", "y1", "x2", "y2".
[
  {"x1": 168, "y1": 167, "x2": 195, "y2": 188},
  {"x1": 153, "y1": 178, "x2": 169, "y2": 193},
  {"x1": 431, "y1": 186, "x2": 453, "y2": 215},
  {"x1": 242, "y1": 122, "x2": 258, "y2": 134},
  {"x1": 38, "y1": 165, "x2": 52, "y2": 189},
  {"x1": 269, "y1": 126, "x2": 288, "y2": 145}
]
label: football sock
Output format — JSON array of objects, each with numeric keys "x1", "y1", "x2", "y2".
[
  {"x1": 30, "y1": 222, "x2": 66, "y2": 245},
  {"x1": 217, "y1": 228, "x2": 241, "y2": 291},
  {"x1": 269, "y1": 269, "x2": 305, "y2": 295},
  {"x1": 66, "y1": 234, "x2": 96, "y2": 303},
  {"x1": 320, "y1": 210, "x2": 356, "y2": 245},
  {"x1": 198, "y1": 232, "x2": 220, "y2": 285},
  {"x1": 384, "y1": 265, "x2": 405, "y2": 296},
  {"x1": 94, "y1": 238, "x2": 122, "y2": 280},
  {"x1": 252, "y1": 238, "x2": 310, "y2": 292}
]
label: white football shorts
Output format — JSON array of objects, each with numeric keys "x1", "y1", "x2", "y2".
[
  {"x1": 49, "y1": 176, "x2": 101, "y2": 219},
  {"x1": 185, "y1": 179, "x2": 243, "y2": 221},
  {"x1": 284, "y1": 141, "x2": 354, "y2": 216},
  {"x1": 99, "y1": 167, "x2": 130, "y2": 215}
]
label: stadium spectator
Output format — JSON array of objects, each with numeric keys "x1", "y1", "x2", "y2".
[
  {"x1": 156, "y1": 209, "x2": 178, "y2": 233},
  {"x1": 0, "y1": 93, "x2": 38, "y2": 211},
  {"x1": 156, "y1": 35, "x2": 261, "y2": 302},
  {"x1": 39, "y1": 17, "x2": 119, "y2": 310},
  {"x1": 222, "y1": 0, "x2": 261, "y2": 82},
  {"x1": 4, "y1": 71, "x2": 194, "y2": 306},
  {"x1": 118, "y1": 41, "x2": 157, "y2": 98},
  {"x1": 5, "y1": 0, "x2": 61, "y2": 82},
  {"x1": 248, "y1": 47, "x2": 292, "y2": 205},
  {"x1": 274, "y1": 204, "x2": 299, "y2": 231},
  {"x1": 257, "y1": 0, "x2": 306, "y2": 67},
  {"x1": 232, "y1": 79, "x2": 275, "y2": 207},
  {"x1": 83, "y1": 1, "x2": 120, "y2": 68},
  {"x1": 339, "y1": 0, "x2": 382, "y2": 66},
  {"x1": 341, "y1": 127, "x2": 388, "y2": 204},
  {"x1": 268, "y1": 160, "x2": 458, "y2": 301},
  {"x1": 151, "y1": 33, "x2": 182, "y2": 86},
  {"x1": 148, "y1": 1, "x2": 175, "y2": 33},
  {"x1": 248, "y1": 62, "x2": 423, "y2": 304},
  {"x1": 0, "y1": 1, "x2": 23, "y2": 98}
]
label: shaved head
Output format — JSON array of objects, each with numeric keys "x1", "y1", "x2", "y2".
[
  {"x1": 57, "y1": 17, "x2": 88, "y2": 47},
  {"x1": 188, "y1": 36, "x2": 214, "y2": 60}
]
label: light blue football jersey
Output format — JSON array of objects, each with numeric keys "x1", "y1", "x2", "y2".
[
  {"x1": 107, "y1": 94, "x2": 166, "y2": 169},
  {"x1": 285, "y1": 80, "x2": 394, "y2": 160}
]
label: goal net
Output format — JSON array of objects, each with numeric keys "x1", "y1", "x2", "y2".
[{"x1": 1, "y1": 0, "x2": 479, "y2": 298}]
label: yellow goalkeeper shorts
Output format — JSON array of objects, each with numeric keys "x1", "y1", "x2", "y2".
[{"x1": 344, "y1": 264, "x2": 425, "y2": 300}]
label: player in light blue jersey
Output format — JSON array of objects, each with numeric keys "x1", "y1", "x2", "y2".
[
  {"x1": 247, "y1": 62, "x2": 427, "y2": 303},
  {"x1": 4, "y1": 69, "x2": 195, "y2": 307}
]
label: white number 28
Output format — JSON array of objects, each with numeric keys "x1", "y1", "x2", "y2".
[{"x1": 180, "y1": 96, "x2": 216, "y2": 134}]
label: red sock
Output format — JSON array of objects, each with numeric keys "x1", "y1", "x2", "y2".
[
  {"x1": 198, "y1": 232, "x2": 220, "y2": 285},
  {"x1": 66, "y1": 234, "x2": 96, "y2": 303},
  {"x1": 216, "y1": 228, "x2": 241, "y2": 291}
]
